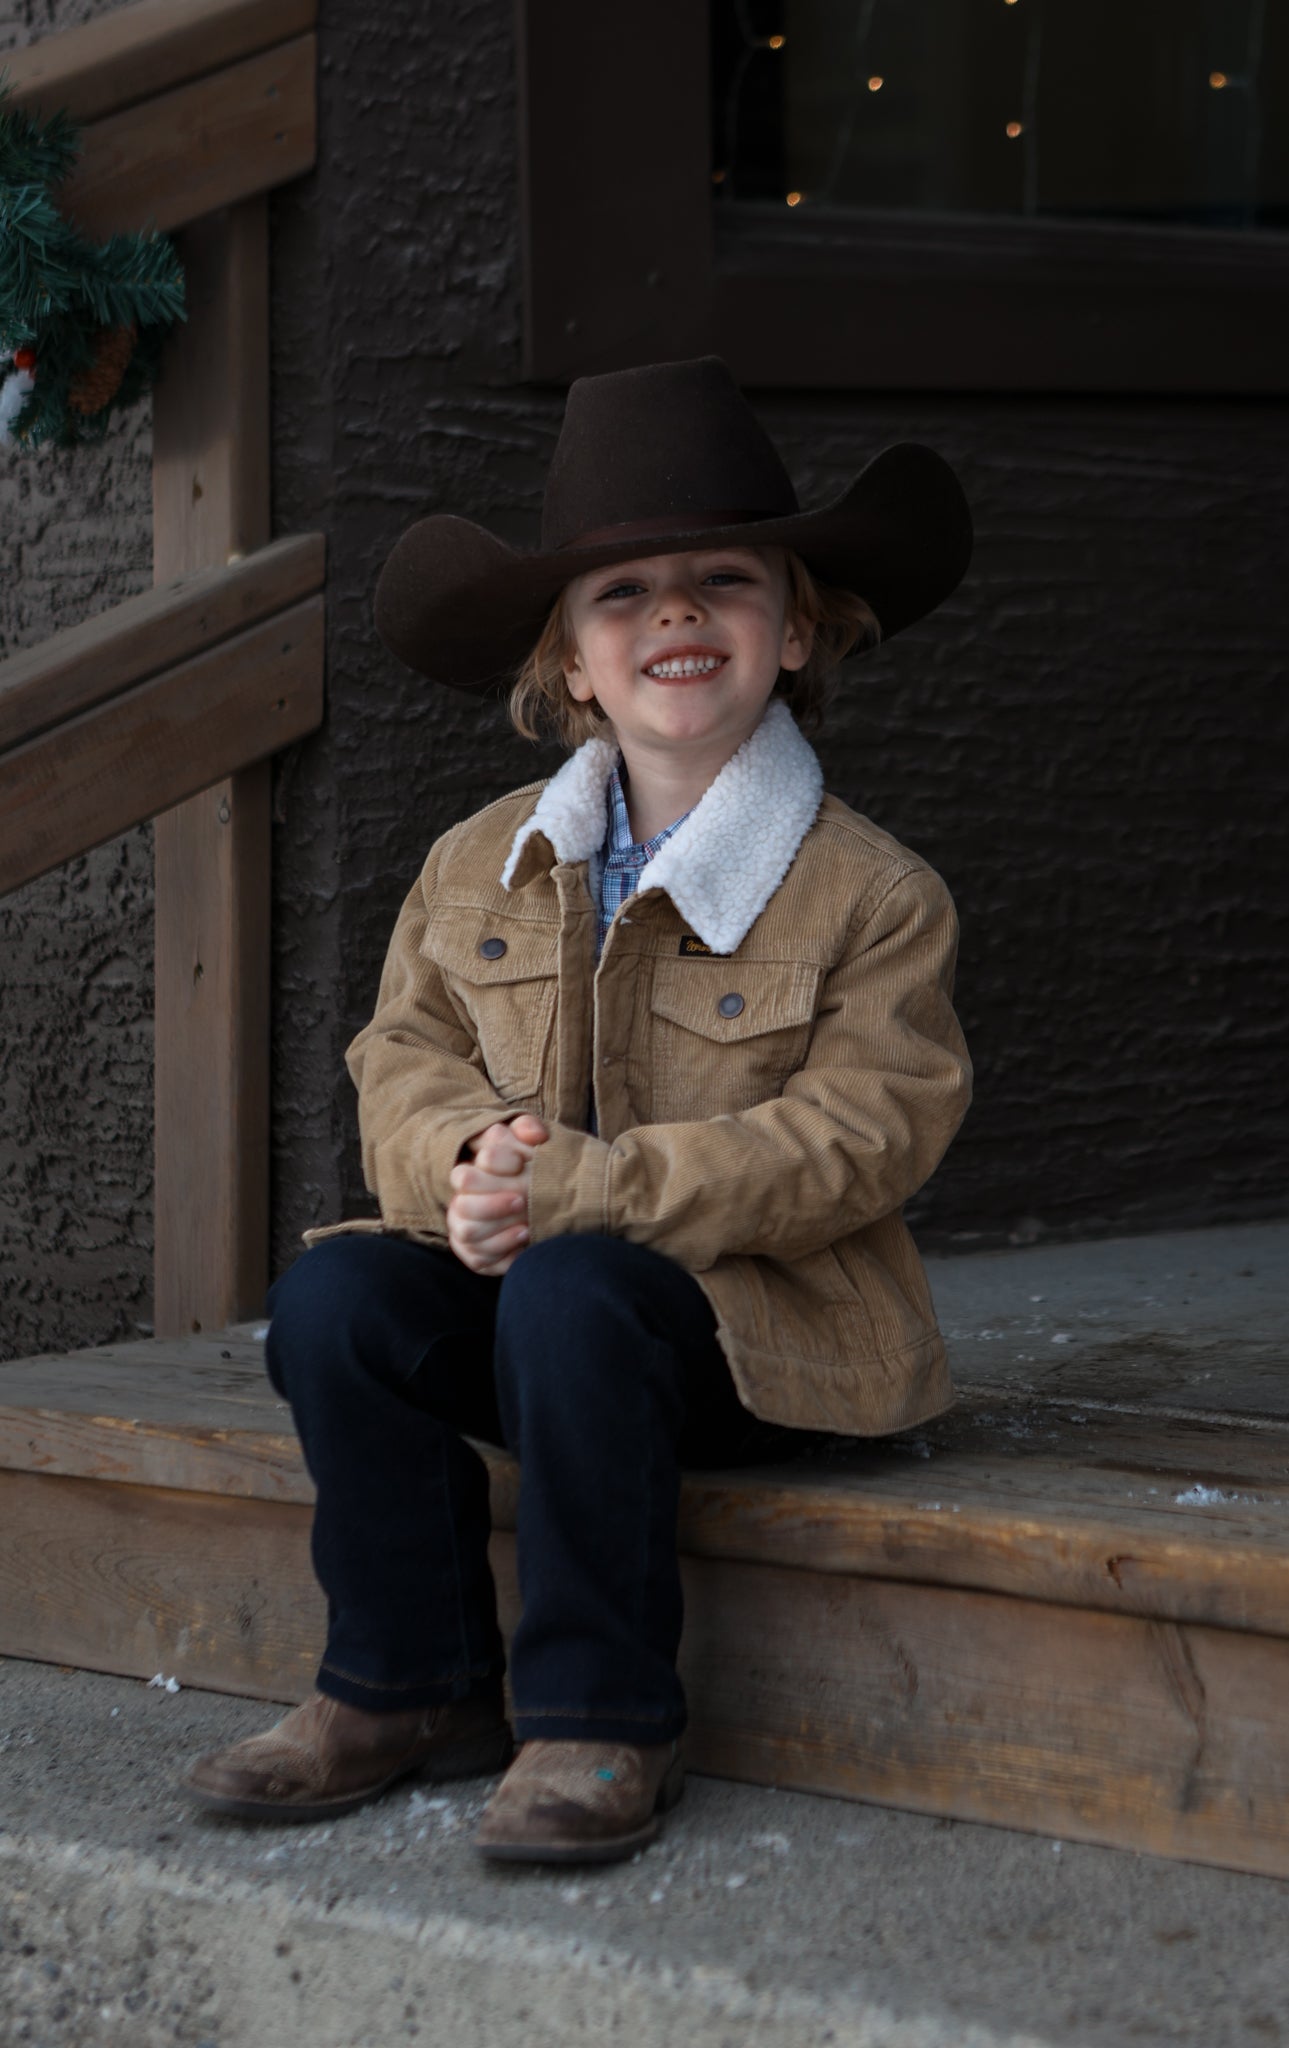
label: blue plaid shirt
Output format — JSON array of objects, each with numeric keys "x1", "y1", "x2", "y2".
[{"x1": 589, "y1": 762, "x2": 691, "y2": 958}]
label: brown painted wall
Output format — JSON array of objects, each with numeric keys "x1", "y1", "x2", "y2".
[
  {"x1": 3, "y1": 0, "x2": 1285, "y2": 1361},
  {"x1": 270, "y1": 0, "x2": 1287, "y2": 1270}
]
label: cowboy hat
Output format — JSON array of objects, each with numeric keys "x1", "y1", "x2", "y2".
[{"x1": 374, "y1": 356, "x2": 971, "y2": 691}]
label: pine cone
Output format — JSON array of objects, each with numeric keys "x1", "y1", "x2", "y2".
[{"x1": 67, "y1": 322, "x2": 137, "y2": 416}]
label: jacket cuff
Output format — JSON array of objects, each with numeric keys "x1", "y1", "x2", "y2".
[{"x1": 527, "y1": 1124, "x2": 613, "y2": 1241}]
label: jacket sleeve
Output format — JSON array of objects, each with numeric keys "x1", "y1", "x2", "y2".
[
  {"x1": 525, "y1": 865, "x2": 971, "y2": 1271},
  {"x1": 344, "y1": 840, "x2": 523, "y2": 1237}
]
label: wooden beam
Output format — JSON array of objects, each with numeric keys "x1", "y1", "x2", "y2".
[
  {"x1": 4, "y1": 0, "x2": 316, "y2": 127},
  {"x1": 152, "y1": 201, "x2": 274, "y2": 1339},
  {"x1": 55, "y1": 36, "x2": 316, "y2": 240},
  {"x1": 6, "y1": 1462, "x2": 1289, "y2": 1880},
  {"x1": 0, "y1": 1469, "x2": 322, "y2": 1704},
  {"x1": 0, "y1": 597, "x2": 322, "y2": 898},
  {"x1": 0, "y1": 534, "x2": 324, "y2": 756},
  {"x1": 677, "y1": 1556, "x2": 1289, "y2": 1882},
  {"x1": 7, "y1": 1339, "x2": 1289, "y2": 1642}
]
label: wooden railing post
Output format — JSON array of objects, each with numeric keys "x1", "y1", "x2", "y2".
[{"x1": 152, "y1": 201, "x2": 272, "y2": 1336}]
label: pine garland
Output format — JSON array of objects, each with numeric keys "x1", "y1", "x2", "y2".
[{"x1": 0, "y1": 76, "x2": 186, "y2": 450}]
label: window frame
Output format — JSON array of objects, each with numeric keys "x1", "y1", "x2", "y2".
[{"x1": 517, "y1": 0, "x2": 1289, "y2": 393}]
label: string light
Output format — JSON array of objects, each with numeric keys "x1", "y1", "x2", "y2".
[
  {"x1": 767, "y1": 33, "x2": 785, "y2": 50},
  {"x1": 1209, "y1": 70, "x2": 1229, "y2": 88},
  {"x1": 867, "y1": 75, "x2": 884, "y2": 91},
  {"x1": 1005, "y1": 120, "x2": 1024, "y2": 138},
  {"x1": 785, "y1": 190, "x2": 803, "y2": 207},
  {"x1": 712, "y1": 168, "x2": 727, "y2": 184}
]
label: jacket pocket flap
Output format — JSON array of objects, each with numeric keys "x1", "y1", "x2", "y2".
[
  {"x1": 649, "y1": 958, "x2": 820, "y2": 1042},
  {"x1": 422, "y1": 917, "x2": 559, "y2": 986}
]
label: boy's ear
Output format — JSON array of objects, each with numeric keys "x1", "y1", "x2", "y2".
[
  {"x1": 564, "y1": 650, "x2": 597, "y2": 704},
  {"x1": 780, "y1": 608, "x2": 814, "y2": 673}
]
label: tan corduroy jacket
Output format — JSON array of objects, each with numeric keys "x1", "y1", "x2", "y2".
[{"x1": 315, "y1": 702, "x2": 971, "y2": 1435}]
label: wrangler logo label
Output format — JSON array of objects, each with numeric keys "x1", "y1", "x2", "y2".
[{"x1": 678, "y1": 934, "x2": 713, "y2": 956}]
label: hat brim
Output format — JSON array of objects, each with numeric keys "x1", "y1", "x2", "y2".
[{"x1": 374, "y1": 442, "x2": 971, "y2": 691}]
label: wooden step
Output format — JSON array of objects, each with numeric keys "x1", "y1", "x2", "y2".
[{"x1": 3, "y1": 1324, "x2": 1289, "y2": 1879}]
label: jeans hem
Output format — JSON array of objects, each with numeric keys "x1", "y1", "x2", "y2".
[
  {"x1": 513, "y1": 1710, "x2": 687, "y2": 1744},
  {"x1": 317, "y1": 1660, "x2": 503, "y2": 1714}
]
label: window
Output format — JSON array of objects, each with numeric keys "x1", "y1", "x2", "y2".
[{"x1": 519, "y1": 0, "x2": 1289, "y2": 390}]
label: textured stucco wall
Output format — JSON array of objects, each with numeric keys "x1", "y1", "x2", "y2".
[
  {"x1": 4, "y1": 0, "x2": 1285, "y2": 1365},
  {"x1": 0, "y1": 0, "x2": 154, "y2": 1362}
]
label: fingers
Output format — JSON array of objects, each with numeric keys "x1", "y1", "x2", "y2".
[
  {"x1": 451, "y1": 1159, "x2": 527, "y2": 1197},
  {"x1": 466, "y1": 1121, "x2": 518, "y2": 1158},
  {"x1": 454, "y1": 1243, "x2": 522, "y2": 1277},
  {"x1": 465, "y1": 1116, "x2": 549, "y2": 1173},
  {"x1": 474, "y1": 1142, "x2": 527, "y2": 1177},
  {"x1": 452, "y1": 1190, "x2": 527, "y2": 1221},
  {"x1": 447, "y1": 1196, "x2": 529, "y2": 1276},
  {"x1": 509, "y1": 1114, "x2": 549, "y2": 1145}
]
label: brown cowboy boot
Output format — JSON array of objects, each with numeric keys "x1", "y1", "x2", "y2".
[
  {"x1": 474, "y1": 1737, "x2": 684, "y2": 1864},
  {"x1": 183, "y1": 1689, "x2": 512, "y2": 1822}
]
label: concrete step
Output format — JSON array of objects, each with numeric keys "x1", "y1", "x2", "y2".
[{"x1": 3, "y1": 1656, "x2": 1288, "y2": 2048}]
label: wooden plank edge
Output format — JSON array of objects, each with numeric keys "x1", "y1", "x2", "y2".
[
  {"x1": 678, "y1": 1555, "x2": 1289, "y2": 1882},
  {"x1": 59, "y1": 37, "x2": 317, "y2": 240},
  {"x1": 3, "y1": 0, "x2": 316, "y2": 127},
  {"x1": 5, "y1": 1479, "x2": 1289, "y2": 1883},
  {"x1": 0, "y1": 534, "x2": 326, "y2": 755},
  {"x1": 3, "y1": 1389, "x2": 1289, "y2": 1638},
  {"x1": 0, "y1": 594, "x2": 323, "y2": 898}
]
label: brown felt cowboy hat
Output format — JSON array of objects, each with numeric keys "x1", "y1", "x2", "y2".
[{"x1": 374, "y1": 356, "x2": 972, "y2": 691}]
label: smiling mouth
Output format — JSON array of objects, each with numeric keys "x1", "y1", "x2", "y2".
[{"x1": 643, "y1": 654, "x2": 728, "y2": 680}]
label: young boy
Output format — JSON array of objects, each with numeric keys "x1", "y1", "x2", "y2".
[{"x1": 183, "y1": 356, "x2": 973, "y2": 1865}]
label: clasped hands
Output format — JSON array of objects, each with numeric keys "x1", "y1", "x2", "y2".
[{"x1": 447, "y1": 1113, "x2": 549, "y2": 1276}]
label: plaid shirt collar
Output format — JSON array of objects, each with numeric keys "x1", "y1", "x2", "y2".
[{"x1": 592, "y1": 761, "x2": 691, "y2": 956}]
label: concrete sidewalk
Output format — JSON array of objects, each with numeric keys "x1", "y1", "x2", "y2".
[{"x1": 2, "y1": 1655, "x2": 1287, "y2": 2048}]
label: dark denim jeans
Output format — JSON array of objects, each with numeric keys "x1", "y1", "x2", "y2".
[{"x1": 266, "y1": 1230, "x2": 802, "y2": 1744}]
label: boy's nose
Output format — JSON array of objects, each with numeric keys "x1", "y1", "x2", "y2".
[{"x1": 654, "y1": 587, "x2": 704, "y2": 625}]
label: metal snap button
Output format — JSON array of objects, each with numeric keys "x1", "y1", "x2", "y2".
[
  {"x1": 478, "y1": 936, "x2": 507, "y2": 960},
  {"x1": 717, "y1": 992, "x2": 744, "y2": 1018}
]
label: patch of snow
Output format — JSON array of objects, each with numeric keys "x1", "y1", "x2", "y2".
[
  {"x1": 750, "y1": 1832, "x2": 791, "y2": 1854},
  {"x1": 725, "y1": 1873, "x2": 748, "y2": 1889},
  {"x1": 252, "y1": 1324, "x2": 270, "y2": 1340},
  {"x1": 1174, "y1": 1484, "x2": 1244, "y2": 1506},
  {"x1": 147, "y1": 1674, "x2": 181, "y2": 1693},
  {"x1": 1050, "y1": 1333, "x2": 1072, "y2": 1346}
]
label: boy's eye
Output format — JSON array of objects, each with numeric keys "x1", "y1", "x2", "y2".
[
  {"x1": 596, "y1": 581, "x2": 645, "y2": 601},
  {"x1": 703, "y1": 571, "x2": 750, "y2": 586}
]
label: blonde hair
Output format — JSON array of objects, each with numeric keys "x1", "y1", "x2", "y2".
[{"x1": 508, "y1": 548, "x2": 881, "y2": 749}]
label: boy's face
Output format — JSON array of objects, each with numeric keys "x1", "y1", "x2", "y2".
[{"x1": 561, "y1": 546, "x2": 810, "y2": 765}]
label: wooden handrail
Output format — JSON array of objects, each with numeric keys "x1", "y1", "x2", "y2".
[
  {"x1": 7, "y1": 2, "x2": 321, "y2": 1334},
  {"x1": 4, "y1": 0, "x2": 317, "y2": 238},
  {"x1": 0, "y1": 533, "x2": 324, "y2": 755},
  {"x1": 4, "y1": 0, "x2": 315, "y2": 124},
  {"x1": 0, "y1": 592, "x2": 324, "y2": 898}
]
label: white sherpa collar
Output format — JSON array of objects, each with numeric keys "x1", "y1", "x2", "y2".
[{"x1": 500, "y1": 699, "x2": 824, "y2": 954}]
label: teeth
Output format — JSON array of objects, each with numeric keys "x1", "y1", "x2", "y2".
[{"x1": 646, "y1": 655, "x2": 723, "y2": 678}]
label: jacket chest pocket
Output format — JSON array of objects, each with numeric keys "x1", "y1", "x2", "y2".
[
  {"x1": 423, "y1": 920, "x2": 559, "y2": 1101},
  {"x1": 638, "y1": 959, "x2": 821, "y2": 1125}
]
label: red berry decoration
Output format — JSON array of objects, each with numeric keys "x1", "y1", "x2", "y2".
[{"x1": 13, "y1": 347, "x2": 36, "y2": 372}]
